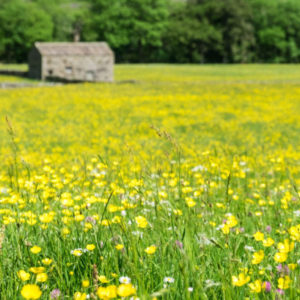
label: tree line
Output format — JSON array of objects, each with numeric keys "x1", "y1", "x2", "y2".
[{"x1": 1, "y1": 0, "x2": 300, "y2": 63}]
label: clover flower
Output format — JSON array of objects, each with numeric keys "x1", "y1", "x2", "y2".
[{"x1": 50, "y1": 289, "x2": 61, "y2": 299}]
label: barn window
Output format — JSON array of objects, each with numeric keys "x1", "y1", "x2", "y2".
[
  {"x1": 65, "y1": 66, "x2": 72, "y2": 74},
  {"x1": 86, "y1": 71, "x2": 95, "y2": 81}
]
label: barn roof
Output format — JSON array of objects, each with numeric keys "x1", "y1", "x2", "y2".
[{"x1": 34, "y1": 42, "x2": 113, "y2": 56}]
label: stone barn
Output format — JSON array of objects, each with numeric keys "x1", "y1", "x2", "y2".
[{"x1": 28, "y1": 42, "x2": 114, "y2": 82}]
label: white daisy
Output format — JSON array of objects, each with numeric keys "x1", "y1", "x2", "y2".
[
  {"x1": 164, "y1": 277, "x2": 175, "y2": 283},
  {"x1": 119, "y1": 276, "x2": 131, "y2": 284}
]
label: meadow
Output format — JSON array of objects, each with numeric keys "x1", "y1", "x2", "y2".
[{"x1": 0, "y1": 64, "x2": 299, "y2": 299}]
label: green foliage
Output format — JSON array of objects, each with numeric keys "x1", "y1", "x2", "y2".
[
  {"x1": 85, "y1": 0, "x2": 169, "y2": 62},
  {"x1": 33, "y1": 0, "x2": 90, "y2": 41},
  {"x1": 0, "y1": 0, "x2": 53, "y2": 62},
  {"x1": 163, "y1": 3, "x2": 223, "y2": 63},
  {"x1": 250, "y1": 0, "x2": 300, "y2": 62},
  {"x1": 164, "y1": 0, "x2": 254, "y2": 63},
  {"x1": 1, "y1": 0, "x2": 300, "y2": 62}
]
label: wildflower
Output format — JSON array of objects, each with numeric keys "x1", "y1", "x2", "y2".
[
  {"x1": 115, "y1": 244, "x2": 124, "y2": 250},
  {"x1": 289, "y1": 224, "x2": 300, "y2": 241},
  {"x1": 98, "y1": 275, "x2": 109, "y2": 283},
  {"x1": 185, "y1": 197, "x2": 196, "y2": 207},
  {"x1": 274, "y1": 252, "x2": 288, "y2": 263},
  {"x1": 36, "y1": 273, "x2": 48, "y2": 282},
  {"x1": 277, "y1": 264, "x2": 283, "y2": 273},
  {"x1": 39, "y1": 213, "x2": 54, "y2": 223},
  {"x1": 97, "y1": 285, "x2": 117, "y2": 299},
  {"x1": 192, "y1": 165, "x2": 206, "y2": 172},
  {"x1": 277, "y1": 239, "x2": 294, "y2": 253},
  {"x1": 117, "y1": 283, "x2": 136, "y2": 297},
  {"x1": 29, "y1": 267, "x2": 45, "y2": 274},
  {"x1": 225, "y1": 215, "x2": 238, "y2": 227},
  {"x1": 244, "y1": 245, "x2": 255, "y2": 252},
  {"x1": 30, "y1": 246, "x2": 41, "y2": 254},
  {"x1": 73, "y1": 292, "x2": 87, "y2": 300},
  {"x1": 232, "y1": 273, "x2": 250, "y2": 287},
  {"x1": 50, "y1": 289, "x2": 61, "y2": 299},
  {"x1": 262, "y1": 238, "x2": 274, "y2": 247},
  {"x1": 17, "y1": 270, "x2": 30, "y2": 281},
  {"x1": 188, "y1": 287, "x2": 193, "y2": 292},
  {"x1": 277, "y1": 264, "x2": 290, "y2": 275},
  {"x1": 135, "y1": 216, "x2": 148, "y2": 228},
  {"x1": 75, "y1": 214, "x2": 85, "y2": 222},
  {"x1": 42, "y1": 258, "x2": 52, "y2": 265},
  {"x1": 86, "y1": 244, "x2": 95, "y2": 251},
  {"x1": 249, "y1": 280, "x2": 262, "y2": 293},
  {"x1": 85, "y1": 216, "x2": 96, "y2": 224},
  {"x1": 101, "y1": 219, "x2": 111, "y2": 226},
  {"x1": 173, "y1": 209, "x2": 182, "y2": 216},
  {"x1": 119, "y1": 276, "x2": 131, "y2": 284},
  {"x1": 82, "y1": 280, "x2": 89, "y2": 288},
  {"x1": 204, "y1": 279, "x2": 221, "y2": 288},
  {"x1": 293, "y1": 210, "x2": 300, "y2": 216},
  {"x1": 278, "y1": 276, "x2": 291, "y2": 290},
  {"x1": 62, "y1": 227, "x2": 70, "y2": 235},
  {"x1": 71, "y1": 249, "x2": 83, "y2": 257},
  {"x1": 132, "y1": 231, "x2": 143, "y2": 238},
  {"x1": 252, "y1": 250, "x2": 264, "y2": 265},
  {"x1": 253, "y1": 231, "x2": 264, "y2": 241},
  {"x1": 262, "y1": 281, "x2": 271, "y2": 292},
  {"x1": 21, "y1": 284, "x2": 42, "y2": 299},
  {"x1": 145, "y1": 245, "x2": 157, "y2": 255},
  {"x1": 164, "y1": 277, "x2": 175, "y2": 283},
  {"x1": 235, "y1": 227, "x2": 243, "y2": 234},
  {"x1": 112, "y1": 216, "x2": 121, "y2": 224},
  {"x1": 221, "y1": 224, "x2": 230, "y2": 234},
  {"x1": 276, "y1": 289, "x2": 285, "y2": 295},
  {"x1": 175, "y1": 240, "x2": 183, "y2": 249},
  {"x1": 266, "y1": 226, "x2": 272, "y2": 232},
  {"x1": 288, "y1": 263, "x2": 297, "y2": 270}
]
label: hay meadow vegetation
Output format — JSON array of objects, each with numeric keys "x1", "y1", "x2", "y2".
[{"x1": 0, "y1": 64, "x2": 299, "y2": 299}]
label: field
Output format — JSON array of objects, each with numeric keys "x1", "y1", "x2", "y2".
[{"x1": 0, "y1": 64, "x2": 299, "y2": 299}]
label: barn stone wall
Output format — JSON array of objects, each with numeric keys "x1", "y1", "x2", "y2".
[
  {"x1": 41, "y1": 54, "x2": 114, "y2": 82},
  {"x1": 28, "y1": 48, "x2": 42, "y2": 80}
]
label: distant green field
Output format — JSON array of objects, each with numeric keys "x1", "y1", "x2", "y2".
[
  {"x1": 0, "y1": 64, "x2": 29, "y2": 82},
  {"x1": 0, "y1": 63, "x2": 27, "y2": 71},
  {"x1": 2, "y1": 63, "x2": 300, "y2": 83},
  {"x1": 116, "y1": 64, "x2": 300, "y2": 82},
  {"x1": 0, "y1": 65, "x2": 299, "y2": 299}
]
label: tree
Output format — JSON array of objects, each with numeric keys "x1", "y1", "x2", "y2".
[
  {"x1": 0, "y1": 0, "x2": 53, "y2": 62},
  {"x1": 250, "y1": 0, "x2": 300, "y2": 62},
  {"x1": 33, "y1": 0, "x2": 90, "y2": 41},
  {"x1": 163, "y1": 2, "x2": 223, "y2": 63},
  {"x1": 2, "y1": 0, "x2": 300, "y2": 63},
  {"x1": 85, "y1": 0, "x2": 169, "y2": 62},
  {"x1": 193, "y1": 0, "x2": 255, "y2": 63},
  {"x1": 163, "y1": 0, "x2": 255, "y2": 63}
]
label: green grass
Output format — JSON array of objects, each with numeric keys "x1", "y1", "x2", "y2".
[
  {"x1": 0, "y1": 64, "x2": 299, "y2": 300},
  {"x1": 0, "y1": 63, "x2": 28, "y2": 71}
]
